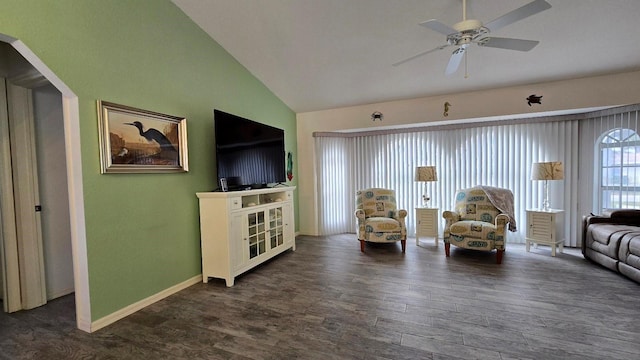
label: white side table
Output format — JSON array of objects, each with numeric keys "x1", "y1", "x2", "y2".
[
  {"x1": 416, "y1": 207, "x2": 439, "y2": 247},
  {"x1": 525, "y1": 209, "x2": 565, "y2": 256}
]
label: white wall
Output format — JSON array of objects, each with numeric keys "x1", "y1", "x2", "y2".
[
  {"x1": 296, "y1": 70, "x2": 640, "y2": 235},
  {"x1": 33, "y1": 84, "x2": 74, "y2": 300}
]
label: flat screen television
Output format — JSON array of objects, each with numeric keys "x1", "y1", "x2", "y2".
[{"x1": 214, "y1": 109, "x2": 286, "y2": 190}]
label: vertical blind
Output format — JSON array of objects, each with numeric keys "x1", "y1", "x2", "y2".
[
  {"x1": 316, "y1": 119, "x2": 581, "y2": 245},
  {"x1": 577, "y1": 105, "x2": 640, "y2": 218}
]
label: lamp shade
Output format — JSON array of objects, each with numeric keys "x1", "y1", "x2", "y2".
[
  {"x1": 415, "y1": 166, "x2": 437, "y2": 182},
  {"x1": 531, "y1": 161, "x2": 564, "y2": 181}
]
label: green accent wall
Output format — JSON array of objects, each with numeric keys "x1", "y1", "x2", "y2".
[{"x1": 0, "y1": 0, "x2": 297, "y2": 321}]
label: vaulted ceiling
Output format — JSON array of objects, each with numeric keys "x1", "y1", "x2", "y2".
[{"x1": 173, "y1": 0, "x2": 640, "y2": 113}]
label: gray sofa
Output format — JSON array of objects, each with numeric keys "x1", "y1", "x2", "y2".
[{"x1": 582, "y1": 209, "x2": 640, "y2": 283}]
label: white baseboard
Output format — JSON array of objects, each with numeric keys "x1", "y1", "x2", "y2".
[
  {"x1": 77, "y1": 316, "x2": 92, "y2": 332},
  {"x1": 90, "y1": 274, "x2": 202, "y2": 332},
  {"x1": 47, "y1": 287, "x2": 74, "y2": 301}
]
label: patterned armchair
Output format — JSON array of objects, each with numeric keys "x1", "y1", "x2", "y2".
[
  {"x1": 442, "y1": 186, "x2": 516, "y2": 264},
  {"x1": 355, "y1": 188, "x2": 407, "y2": 253}
]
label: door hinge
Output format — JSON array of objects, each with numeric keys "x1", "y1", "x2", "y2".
[{"x1": 35, "y1": 205, "x2": 42, "y2": 212}]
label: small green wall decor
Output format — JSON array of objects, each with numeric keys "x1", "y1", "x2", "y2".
[{"x1": 287, "y1": 152, "x2": 293, "y2": 181}]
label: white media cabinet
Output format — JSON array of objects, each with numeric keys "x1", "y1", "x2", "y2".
[{"x1": 196, "y1": 186, "x2": 296, "y2": 286}]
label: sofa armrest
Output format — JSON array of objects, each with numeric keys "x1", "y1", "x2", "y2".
[
  {"x1": 442, "y1": 211, "x2": 460, "y2": 230},
  {"x1": 442, "y1": 210, "x2": 460, "y2": 221},
  {"x1": 495, "y1": 214, "x2": 510, "y2": 234},
  {"x1": 584, "y1": 214, "x2": 612, "y2": 225},
  {"x1": 583, "y1": 214, "x2": 612, "y2": 255},
  {"x1": 355, "y1": 209, "x2": 366, "y2": 240},
  {"x1": 397, "y1": 209, "x2": 407, "y2": 237},
  {"x1": 582, "y1": 210, "x2": 640, "y2": 255},
  {"x1": 390, "y1": 209, "x2": 407, "y2": 223},
  {"x1": 494, "y1": 214, "x2": 510, "y2": 238},
  {"x1": 581, "y1": 214, "x2": 613, "y2": 255}
]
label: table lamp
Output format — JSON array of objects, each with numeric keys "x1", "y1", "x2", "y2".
[
  {"x1": 531, "y1": 161, "x2": 564, "y2": 211},
  {"x1": 415, "y1": 166, "x2": 437, "y2": 207}
]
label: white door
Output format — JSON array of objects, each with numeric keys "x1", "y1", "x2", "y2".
[
  {"x1": 0, "y1": 78, "x2": 47, "y2": 311},
  {"x1": 0, "y1": 78, "x2": 21, "y2": 312},
  {"x1": 33, "y1": 85, "x2": 74, "y2": 301}
]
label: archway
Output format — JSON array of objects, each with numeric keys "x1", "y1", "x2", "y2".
[{"x1": 0, "y1": 33, "x2": 90, "y2": 332}]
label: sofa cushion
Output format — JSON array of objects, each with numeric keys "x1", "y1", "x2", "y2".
[
  {"x1": 365, "y1": 217, "x2": 402, "y2": 233},
  {"x1": 454, "y1": 189, "x2": 500, "y2": 223},
  {"x1": 583, "y1": 213, "x2": 640, "y2": 284},
  {"x1": 356, "y1": 188, "x2": 397, "y2": 218},
  {"x1": 449, "y1": 220, "x2": 498, "y2": 240},
  {"x1": 586, "y1": 224, "x2": 638, "y2": 258},
  {"x1": 618, "y1": 231, "x2": 640, "y2": 269},
  {"x1": 584, "y1": 248, "x2": 619, "y2": 271},
  {"x1": 365, "y1": 231, "x2": 403, "y2": 243},
  {"x1": 447, "y1": 234, "x2": 495, "y2": 251},
  {"x1": 619, "y1": 230, "x2": 640, "y2": 283}
]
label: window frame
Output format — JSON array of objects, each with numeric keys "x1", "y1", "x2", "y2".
[{"x1": 597, "y1": 128, "x2": 640, "y2": 211}]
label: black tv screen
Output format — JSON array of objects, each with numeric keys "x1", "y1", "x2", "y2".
[{"x1": 214, "y1": 109, "x2": 286, "y2": 190}]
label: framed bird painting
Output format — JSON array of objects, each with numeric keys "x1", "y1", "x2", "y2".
[{"x1": 97, "y1": 100, "x2": 188, "y2": 173}]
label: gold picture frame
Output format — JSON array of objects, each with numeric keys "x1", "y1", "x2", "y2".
[{"x1": 97, "y1": 100, "x2": 188, "y2": 173}]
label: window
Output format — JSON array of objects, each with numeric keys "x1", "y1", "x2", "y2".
[
  {"x1": 598, "y1": 128, "x2": 640, "y2": 211},
  {"x1": 315, "y1": 120, "x2": 577, "y2": 243}
]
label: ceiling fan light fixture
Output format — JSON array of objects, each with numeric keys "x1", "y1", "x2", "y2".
[
  {"x1": 453, "y1": 19, "x2": 483, "y2": 33},
  {"x1": 394, "y1": 0, "x2": 552, "y2": 75}
]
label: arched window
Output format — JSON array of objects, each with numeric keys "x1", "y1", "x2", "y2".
[{"x1": 598, "y1": 128, "x2": 640, "y2": 211}]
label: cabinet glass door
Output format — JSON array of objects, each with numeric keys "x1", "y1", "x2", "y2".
[
  {"x1": 248, "y1": 211, "x2": 266, "y2": 259},
  {"x1": 269, "y1": 207, "x2": 284, "y2": 249}
]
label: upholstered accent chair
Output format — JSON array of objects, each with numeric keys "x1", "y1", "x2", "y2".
[
  {"x1": 442, "y1": 186, "x2": 516, "y2": 264},
  {"x1": 355, "y1": 188, "x2": 407, "y2": 253}
]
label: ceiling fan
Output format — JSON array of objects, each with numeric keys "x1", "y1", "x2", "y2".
[{"x1": 393, "y1": 0, "x2": 552, "y2": 75}]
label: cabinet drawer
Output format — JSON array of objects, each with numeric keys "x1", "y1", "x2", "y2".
[{"x1": 230, "y1": 197, "x2": 242, "y2": 210}]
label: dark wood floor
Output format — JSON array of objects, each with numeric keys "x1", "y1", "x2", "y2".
[{"x1": 1, "y1": 234, "x2": 639, "y2": 359}]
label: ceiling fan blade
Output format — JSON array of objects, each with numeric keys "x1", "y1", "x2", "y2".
[
  {"x1": 392, "y1": 44, "x2": 450, "y2": 67},
  {"x1": 478, "y1": 37, "x2": 539, "y2": 51},
  {"x1": 419, "y1": 19, "x2": 457, "y2": 36},
  {"x1": 484, "y1": 0, "x2": 551, "y2": 32},
  {"x1": 445, "y1": 45, "x2": 467, "y2": 75}
]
